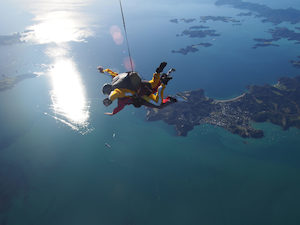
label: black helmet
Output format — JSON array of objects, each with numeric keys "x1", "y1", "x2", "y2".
[{"x1": 102, "y1": 83, "x2": 112, "y2": 95}]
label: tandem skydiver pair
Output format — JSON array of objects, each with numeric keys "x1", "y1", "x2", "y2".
[{"x1": 98, "y1": 62, "x2": 177, "y2": 115}]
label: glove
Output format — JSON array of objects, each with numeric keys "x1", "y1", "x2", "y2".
[
  {"x1": 103, "y1": 98, "x2": 112, "y2": 106},
  {"x1": 161, "y1": 74, "x2": 173, "y2": 85},
  {"x1": 156, "y1": 62, "x2": 167, "y2": 73},
  {"x1": 97, "y1": 66, "x2": 104, "y2": 73}
]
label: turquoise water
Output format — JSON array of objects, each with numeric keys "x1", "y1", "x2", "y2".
[{"x1": 1, "y1": 0, "x2": 300, "y2": 224}]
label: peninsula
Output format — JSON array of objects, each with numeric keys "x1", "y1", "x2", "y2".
[
  {"x1": 215, "y1": 0, "x2": 300, "y2": 25},
  {"x1": 146, "y1": 76, "x2": 300, "y2": 138},
  {"x1": 0, "y1": 73, "x2": 38, "y2": 92}
]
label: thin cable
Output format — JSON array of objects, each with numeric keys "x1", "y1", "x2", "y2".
[{"x1": 119, "y1": 0, "x2": 134, "y2": 72}]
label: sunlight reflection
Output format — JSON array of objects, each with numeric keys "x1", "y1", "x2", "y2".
[
  {"x1": 20, "y1": 0, "x2": 94, "y2": 132},
  {"x1": 49, "y1": 56, "x2": 90, "y2": 128},
  {"x1": 21, "y1": 0, "x2": 93, "y2": 44},
  {"x1": 22, "y1": 11, "x2": 93, "y2": 44}
]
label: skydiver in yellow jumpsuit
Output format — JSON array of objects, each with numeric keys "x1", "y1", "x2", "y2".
[{"x1": 98, "y1": 62, "x2": 170, "y2": 106}]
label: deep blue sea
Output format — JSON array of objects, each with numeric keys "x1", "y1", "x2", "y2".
[{"x1": 1, "y1": 0, "x2": 300, "y2": 224}]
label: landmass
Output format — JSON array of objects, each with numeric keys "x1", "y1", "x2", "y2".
[
  {"x1": 171, "y1": 1, "x2": 300, "y2": 52},
  {"x1": 170, "y1": 19, "x2": 179, "y2": 23},
  {"x1": 252, "y1": 38, "x2": 280, "y2": 49},
  {"x1": 269, "y1": 27, "x2": 300, "y2": 42},
  {"x1": 215, "y1": 0, "x2": 300, "y2": 25},
  {"x1": 0, "y1": 32, "x2": 24, "y2": 45},
  {"x1": 177, "y1": 28, "x2": 220, "y2": 39},
  {"x1": 171, "y1": 16, "x2": 240, "y2": 53},
  {"x1": 237, "y1": 12, "x2": 253, "y2": 17},
  {"x1": 291, "y1": 56, "x2": 300, "y2": 68},
  {"x1": 172, "y1": 43, "x2": 213, "y2": 55},
  {"x1": 181, "y1": 18, "x2": 196, "y2": 23},
  {"x1": 189, "y1": 25, "x2": 210, "y2": 29},
  {"x1": 174, "y1": 24, "x2": 220, "y2": 39},
  {"x1": 146, "y1": 76, "x2": 300, "y2": 138},
  {"x1": 253, "y1": 27, "x2": 300, "y2": 48},
  {"x1": 0, "y1": 73, "x2": 38, "y2": 92},
  {"x1": 200, "y1": 16, "x2": 240, "y2": 23},
  {"x1": 171, "y1": 16, "x2": 241, "y2": 25},
  {"x1": 170, "y1": 18, "x2": 196, "y2": 23}
]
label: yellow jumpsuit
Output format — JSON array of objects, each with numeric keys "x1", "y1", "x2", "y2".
[{"x1": 103, "y1": 69, "x2": 165, "y2": 103}]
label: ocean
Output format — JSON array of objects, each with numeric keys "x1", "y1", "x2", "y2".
[{"x1": 1, "y1": 0, "x2": 300, "y2": 224}]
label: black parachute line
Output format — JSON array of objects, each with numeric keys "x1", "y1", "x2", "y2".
[{"x1": 119, "y1": 0, "x2": 134, "y2": 72}]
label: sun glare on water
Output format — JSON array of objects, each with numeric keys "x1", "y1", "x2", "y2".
[
  {"x1": 22, "y1": 11, "x2": 93, "y2": 44},
  {"x1": 21, "y1": 0, "x2": 95, "y2": 132},
  {"x1": 49, "y1": 57, "x2": 89, "y2": 128}
]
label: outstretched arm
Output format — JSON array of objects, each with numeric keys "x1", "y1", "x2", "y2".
[
  {"x1": 104, "y1": 69, "x2": 118, "y2": 78},
  {"x1": 98, "y1": 66, "x2": 119, "y2": 78},
  {"x1": 105, "y1": 98, "x2": 132, "y2": 116}
]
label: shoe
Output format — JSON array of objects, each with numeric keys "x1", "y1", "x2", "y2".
[
  {"x1": 156, "y1": 62, "x2": 167, "y2": 73},
  {"x1": 168, "y1": 96, "x2": 177, "y2": 103}
]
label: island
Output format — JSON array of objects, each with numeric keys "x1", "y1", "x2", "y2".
[
  {"x1": 172, "y1": 43, "x2": 213, "y2": 55},
  {"x1": 171, "y1": 16, "x2": 240, "y2": 25},
  {"x1": 252, "y1": 38, "x2": 280, "y2": 49},
  {"x1": 0, "y1": 73, "x2": 38, "y2": 92},
  {"x1": 189, "y1": 25, "x2": 210, "y2": 29},
  {"x1": 237, "y1": 12, "x2": 253, "y2": 17},
  {"x1": 200, "y1": 16, "x2": 240, "y2": 23},
  {"x1": 177, "y1": 28, "x2": 220, "y2": 39},
  {"x1": 291, "y1": 56, "x2": 300, "y2": 68},
  {"x1": 170, "y1": 18, "x2": 196, "y2": 24},
  {"x1": 181, "y1": 18, "x2": 196, "y2": 23},
  {"x1": 0, "y1": 32, "x2": 23, "y2": 45},
  {"x1": 269, "y1": 27, "x2": 300, "y2": 42},
  {"x1": 253, "y1": 27, "x2": 300, "y2": 48},
  {"x1": 171, "y1": 16, "x2": 239, "y2": 52},
  {"x1": 170, "y1": 19, "x2": 179, "y2": 23},
  {"x1": 215, "y1": 0, "x2": 300, "y2": 25},
  {"x1": 146, "y1": 76, "x2": 300, "y2": 138}
]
